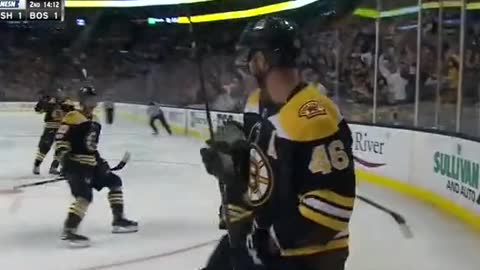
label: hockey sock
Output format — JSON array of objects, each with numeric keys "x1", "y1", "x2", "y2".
[
  {"x1": 108, "y1": 189, "x2": 124, "y2": 220},
  {"x1": 50, "y1": 160, "x2": 59, "y2": 169},
  {"x1": 50, "y1": 150, "x2": 62, "y2": 169},
  {"x1": 34, "y1": 151, "x2": 46, "y2": 167},
  {"x1": 64, "y1": 198, "x2": 89, "y2": 230}
]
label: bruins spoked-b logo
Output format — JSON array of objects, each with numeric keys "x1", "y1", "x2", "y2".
[{"x1": 246, "y1": 143, "x2": 274, "y2": 207}]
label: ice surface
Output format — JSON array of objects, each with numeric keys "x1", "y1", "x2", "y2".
[{"x1": 0, "y1": 111, "x2": 479, "y2": 270}]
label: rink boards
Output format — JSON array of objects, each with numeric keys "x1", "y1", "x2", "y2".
[{"x1": 2, "y1": 101, "x2": 479, "y2": 231}]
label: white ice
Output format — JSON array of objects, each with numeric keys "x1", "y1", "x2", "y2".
[{"x1": 0, "y1": 111, "x2": 479, "y2": 270}]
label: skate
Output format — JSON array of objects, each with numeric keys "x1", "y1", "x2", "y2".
[
  {"x1": 61, "y1": 230, "x2": 90, "y2": 248},
  {"x1": 112, "y1": 217, "x2": 138, "y2": 233},
  {"x1": 49, "y1": 166, "x2": 60, "y2": 175},
  {"x1": 32, "y1": 165, "x2": 40, "y2": 175},
  {"x1": 49, "y1": 161, "x2": 60, "y2": 175}
]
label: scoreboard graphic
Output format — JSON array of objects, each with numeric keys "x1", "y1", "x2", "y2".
[{"x1": 0, "y1": 0, "x2": 64, "y2": 21}]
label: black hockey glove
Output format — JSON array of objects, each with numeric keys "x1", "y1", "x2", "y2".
[
  {"x1": 200, "y1": 120, "x2": 250, "y2": 185},
  {"x1": 200, "y1": 139, "x2": 249, "y2": 184}
]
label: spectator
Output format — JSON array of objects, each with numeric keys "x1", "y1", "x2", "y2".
[{"x1": 378, "y1": 55, "x2": 407, "y2": 104}]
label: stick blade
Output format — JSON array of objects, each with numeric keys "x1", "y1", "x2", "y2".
[{"x1": 399, "y1": 223, "x2": 414, "y2": 239}]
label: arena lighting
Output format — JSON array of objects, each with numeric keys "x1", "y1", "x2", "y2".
[
  {"x1": 147, "y1": 0, "x2": 321, "y2": 24},
  {"x1": 66, "y1": 0, "x2": 216, "y2": 8},
  {"x1": 146, "y1": 0, "x2": 480, "y2": 24}
]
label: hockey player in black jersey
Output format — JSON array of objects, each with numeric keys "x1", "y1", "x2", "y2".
[
  {"x1": 33, "y1": 88, "x2": 75, "y2": 175},
  {"x1": 201, "y1": 17, "x2": 356, "y2": 270},
  {"x1": 55, "y1": 86, "x2": 138, "y2": 247}
]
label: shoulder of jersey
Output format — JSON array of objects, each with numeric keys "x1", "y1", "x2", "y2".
[
  {"x1": 62, "y1": 111, "x2": 100, "y2": 125},
  {"x1": 272, "y1": 84, "x2": 342, "y2": 142},
  {"x1": 244, "y1": 89, "x2": 261, "y2": 114},
  {"x1": 62, "y1": 111, "x2": 87, "y2": 125},
  {"x1": 63, "y1": 111, "x2": 101, "y2": 125}
]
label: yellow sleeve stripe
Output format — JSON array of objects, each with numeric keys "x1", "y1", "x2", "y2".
[
  {"x1": 302, "y1": 190, "x2": 354, "y2": 208},
  {"x1": 279, "y1": 237, "x2": 348, "y2": 257},
  {"x1": 299, "y1": 204, "x2": 349, "y2": 231},
  {"x1": 226, "y1": 204, "x2": 252, "y2": 223},
  {"x1": 228, "y1": 204, "x2": 249, "y2": 213},
  {"x1": 302, "y1": 197, "x2": 352, "y2": 219},
  {"x1": 56, "y1": 141, "x2": 71, "y2": 150}
]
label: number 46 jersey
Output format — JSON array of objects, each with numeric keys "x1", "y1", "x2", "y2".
[{"x1": 242, "y1": 83, "x2": 356, "y2": 257}]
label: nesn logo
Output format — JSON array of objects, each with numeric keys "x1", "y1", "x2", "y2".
[{"x1": 0, "y1": 0, "x2": 19, "y2": 8}]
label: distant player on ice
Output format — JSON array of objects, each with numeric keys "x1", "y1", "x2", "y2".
[
  {"x1": 55, "y1": 86, "x2": 138, "y2": 247},
  {"x1": 147, "y1": 101, "x2": 172, "y2": 135},
  {"x1": 33, "y1": 88, "x2": 75, "y2": 175},
  {"x1": 200, "y1": 17, "x2": 356, "y2": 270}
]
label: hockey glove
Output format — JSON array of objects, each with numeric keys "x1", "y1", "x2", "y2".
[
  {"x1": 200, "y1": 139, "x2": 250, "y2": 185},
  {"x1": 200, "y1": 120, "x2": 250, "y2": 185}
]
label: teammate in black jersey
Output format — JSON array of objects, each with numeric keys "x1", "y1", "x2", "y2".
[
  {"x1": 201, "y1": 17, "x2": 356, "y2": 270},
  {"x1": 55, "y1": 86, "x2": 138, "y2": 247},
  {"x1": 33, "y1": 88, "x2": 75, "y2": 175}
]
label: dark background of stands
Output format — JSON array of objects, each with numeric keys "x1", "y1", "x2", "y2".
[{"x1": 0, "y1": 0, "x2": 479, "y2": 138}]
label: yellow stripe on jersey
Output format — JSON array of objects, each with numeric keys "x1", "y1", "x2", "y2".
[
  {"x1": 56, "y1": 142, "x2": 72, "y2": 154},
  {"x1": 299, "y1": 190, "x2": 354, "y2": 231},
  {"x1": 280, "y1": 237, "x2": 349, "y2": 257},
  {"x1": 226, "y1": 204, "x2": 252, "y2": 223},
  {"x1": 71, "y1": 155, "x2": 97, "y2": 166},
  {"x1": 302, "y1": 190, "x2": 355, "y2": 209},
  {"x1": 244, "y1": 89, "x2": 261, "y2": 114},
  {"x1": 273, "y1": 84, "x2": 341, "y2": 142},
  {"x1": 299, "y1": 205, "x2": 349, "y2": 231}
]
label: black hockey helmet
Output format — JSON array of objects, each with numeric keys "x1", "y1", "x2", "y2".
[{"x1": 236, "y1": 16, "x2": 302, "y2": 69}]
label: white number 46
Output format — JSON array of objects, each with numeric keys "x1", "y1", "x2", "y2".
[{"x1": 308, "y1": 140, "x2": 350, "y2": 174}]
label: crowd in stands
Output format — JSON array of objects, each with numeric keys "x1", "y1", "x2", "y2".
[{"x1": 0, "y1": 8, "x2": 479, "y2": 136}]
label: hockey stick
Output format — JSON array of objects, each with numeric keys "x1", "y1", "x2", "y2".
[
  {"x1": 186, "y1": 15, "x2": 235, "y2": 252},
  {"x1": 357, "y1": 195, "x2": 413, "y2": 238},
  {"x1": 187, "y1": 19, "x2": 215, "y2": 141},
  {"x1": 110, "y1": 151, "x2": 131, "y2": 171},
  {"x1": 12, "y1": 177, "x2": 66, "y2": 190},
  {"x1": 10, "y1": 152, "x2": 131, "y2": 191}
]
